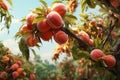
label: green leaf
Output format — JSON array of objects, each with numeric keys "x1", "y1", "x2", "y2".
[
  {"x1": 19, "y1": 37, "x2": 30, "y2": 60},
  {"x1": 51, "y1": 0, "x2": 62, "y2": 6},
  {"x1": 32, "y1": 7, "x2": 44, "y2": 15},
  {"x1": 31, "y1": 48, "x2": 37, "y2": 57},
  {"x1": 64, "y1": 14, "x2": 77, "y2": 25},
  {"x1": 32, "y1": 16, "x2": 45, "y2": 24},
  {"x1": 80, "y1": 0, "x2": 87, "y2": 12},
  {"x1": 86, "y1": 0, "x2": 96, "y2": 8},
  {"x1": 7, "y1": 0, "x2": 13, "y2": 6},
  {"x1": 39, "y1": 0, "x2": 48, "y2": 9}
]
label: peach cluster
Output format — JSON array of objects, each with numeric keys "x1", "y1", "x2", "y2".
[
  {"x1": 20, "y1": 3, "x2": 68, "y2": 47},
  {"x1": 90, "y1": 49, "x2": 116, "y2": 67},
  {"x1": 0, "y1": 44, "x2": 35, "y2": 80},
  {"x1": 78, "y1": 30, "x2": 94, "y2": 46}
]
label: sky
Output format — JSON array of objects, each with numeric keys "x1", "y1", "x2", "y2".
[
  {"x1": 1, "y1": 0, "x2": 60, "y2": 63},
  {"x1": 0, "y1": 0, "x2": 101, "y2": 63}
]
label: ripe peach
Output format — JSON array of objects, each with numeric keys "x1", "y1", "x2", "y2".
[
  {"x1": 88, "y1": 38, "x2": 94, "y2": 46},
  {"x1": 30, "y1": 73, "x2": 36, "y2": 80},
  {"x1": 25, "y1": 34, "x2": 38, "y2": 47},
  {"x1": 52, "y1": 3, "x2": 66, "y2": 16},
  {"x1": 46, "y1": 11, "x2": 63, "y2": 29},
  {"x1": 110, "y1": 0, "x2": 119, "y2": 7},
  {"x1": 78, "y1": 30, "x2": 90, "y2": 43},
  {"x1": 2, "y1": 56, "x2": 9, "y2": 63},
  {"x1": 20, "y1": 24, "x2": 32, "y2": 35},
  {"x1": 40, "y1": 30, "x2": 53, "y2": 41},
  {"x1": 54, "y1": 30, "x2": 68, "y2": 44},
  {"x1": 16, "y1": 60, "x2": 22, "y2": 66},
  {"x1": 90, "y1": 49, "x2": 105, "y2": 61},
  {"x1": 0, "y1": 71, "x2": 7, "y2": 79},
  {"x1": 111, "y1": 31, "x2": 117, "y2": 38},
  {"x1": 12, "y1": 71, "x2": 19, "y2": 79},
  {"x1": 26, "y1": 13, "x2": 38, "y2": 26},
  {"x1": 0, "y1": 1, "x2": 9, "y2": 10},
  {"x1": 37, "y1": 19, "x2": 51, "y2": 33},
  {"x1": 17, "y1": 68, "x2": 23, "y2": 74},
  {"x1": 89, "y1": 21, "x2": 96, "y2": 27},
  {"x1": 102, "y1": 55, "x2": 116, "y2": 67},
  {"x1": 11, "y1": 63, "x2": 19, "y2": 71}
]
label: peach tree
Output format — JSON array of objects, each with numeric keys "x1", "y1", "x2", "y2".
[{"x1": 3, "y1": 0, "x2": 120, "y2": 80}]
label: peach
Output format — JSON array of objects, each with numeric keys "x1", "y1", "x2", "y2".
[
  {"x1": 90, "y1": 49, "x2": 105, "y2": 61},
  {"x1": 89, "y1": 21, "x2": 96, "y2": 27},
  {"x1": 110, "y1": 0, "x2": 119, "y2": 7},
  {"x1": 0, "y1": 1, "x2": 9, "y2": 10},
  {"x1": 11, "y1": 63, "x2": 19, "y2": 71},
  {"x1": 102, "y1": 55, "x2": 116, "y2": 67},
  {"x1": 40, "y1": 30, "x2": 53, "y2": 41},
  {"x1": 46, "y1": 11, "x2": 63, "y2": 29},
  {"x1": 16, "y1": 60, "x2": 22, "y2": 66},
  {"x1": 52, "y1": 3, "x2": 66, "y2": 16},
  {"x1": 78, "y1": 30, "x2": 90, "y2": 43},
  {"x1": 2, "y1": 55, "x2": 10, "y2": 63},
  {"x1": 54, "y1": 30, "x2": 68, "y2": 44},
  {"x1": 17, "y1": 68, "x2": 23, "y2": 74},
  {"x1": 88, "y1": 38, "x2": 94, "y2": 46},
  {"x1": 20, "y1": 24, "x2": 32, "y2": 35},
  {"x1": 12, "y1": 71, "x2": 19, "y2": 79},
  {"x1": 26, "y1": 13, "x2": 38, "y2": 26},
  {"x1": 111, "y1": 31, "x2": 117, "y2": 38},
  {"x1": 30, "y1": 73, "x2": 36, "y2": 79},
  {"x1": 25, "y1": 34, "x2": 38, "y2": 47},
  {"x1": 37, "y1": 19, "x2": 51, "y2": 32},
  {"x1": 0, "y1": 71, "x2": 7, "y2": 79}
]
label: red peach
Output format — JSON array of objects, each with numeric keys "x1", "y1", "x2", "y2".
[
  {"x1": 20, "y1": 24, "x2": 32, "y2": 35},
  {"x1": 90, "y1": 49, "x2": 105, "y2": 61},
  {"x1": 88, "y1": 39, "x2": 94, "y2": 46},
  {"x1": 46, "y1": 11, "x2": 63, "y2": 29},
  {"x1": 37, "y1": 19, "x2": 51, "y2": 33},
  {"x1": 17, "y1": 68, "x2": 23, "y2": 74},
  {"x1": 25, "y1": 34, "x2": 38, "y2": 47},
  {"x1": 89, "y1": 21, "x2": 96, "y2": 27},
  {"x1": 30, "y1": 73, "x2": 36, "y2": 80},
  {"x1": 78, "y1": 30, "x2": 90, "y2": 43},
  {"x1": 16, "y1": 60, "x2": 22, "y2": 66},
  {"x1": 12, "y1": 71, "x2": 19, "y2": 79},
  {"x1": 111, "y1": 31, "x2": 117, "y2": 38},
  {"x1": 11, "y1": 63, "x2": 19, "y2": 71},
  {"x1": 52, "y1": 3, "x2": 66, "y2": 16},
  {"x1": 26, "y1": 13, "x2": 38, "y2": 26},
  {"x1": 0, "y1": 1, "x2": 9, "y2": 10},
  {"x1": 0, "y1": 71, "x2": 7, "y2": 79},
  {"x1": 40, "y1": 30, "x2": 53, "y2": 41},
  {"x1": 54, "y1": 30, "x2": 68, "y2": 44},
  {"x1": 2, "y1": 56, "x2": 9, "y2": 63},
  {"x1": 110, "y1": 0, "x2": 119, "y2": 7},
  {"x1": 102, "y1": 55, "x2": 116, "y2": 67}
]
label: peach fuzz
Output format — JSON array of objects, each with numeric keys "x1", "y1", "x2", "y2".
[
  {"x1": 54, "y1": 30, "x2": 68, "y2": 44},
  {"x1": 46, "y1": 11, "x2": 63, "y2": 29}
]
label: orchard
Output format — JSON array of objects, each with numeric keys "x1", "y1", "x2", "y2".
[{"x1": 0, "y1": 0, "x2": 120, "y2": 80}]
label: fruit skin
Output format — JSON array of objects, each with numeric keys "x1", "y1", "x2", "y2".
[
  {"x1": 25, "y1": 34, "x2": 38, "y2": 47},
  {"x1": 17, "y1": 68, "x2": 23, "y2": 74},
  {"x1": 102, "y1": 55, "x2": 116, "y2": 67},
  {"x1": 30, "y1": 73, "x2": 36, "y2": 80},
  {"x1": 26, "y1": 13, "x2": 38, "y2": 26},
  {"x1": 54, "y1": 30, "x2": 68, "y2": 44},
  {"x1": 12, "y1": 71, "x2": 19, "y2": 79},
  {"x1": 46, "y1": 11, "x2": 63, "y2": 29},
  {"x1": 20, "y1": 24, "x2": 32, "y2": 35},
  {"x1": 0, "y1": 71, "x2": 7, "y2": 79},
  {"x1": 2, "y1": 55, "x2": 10, "y2": 63},
  {"x1": 110, "y1": 0, "x2": 119, "y2": 7},
  {"x1": 78, "y1": 30, "x2": 90, "y2": 43},
  {"x1": 0, "y1": 1, "x2": 9, "y2": 10},
  {"x1": 52, "y1": 3, "x2": 66, "y2": 16},
  {"x1": 90, "y1": 49, "x2": 105, "y2": 61},
  {"x1": 40, "y1": 30, "x2": 53, "y2": 41},
  {"x1": 16, "y1": 61, "x2": 22, "y2": 66},
  {"x1": 37, "y1": 19, "x2": 51, "y2": 33},
  {"x1": 11, "y1": 63, "x2": 19, "y2": 71}
]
